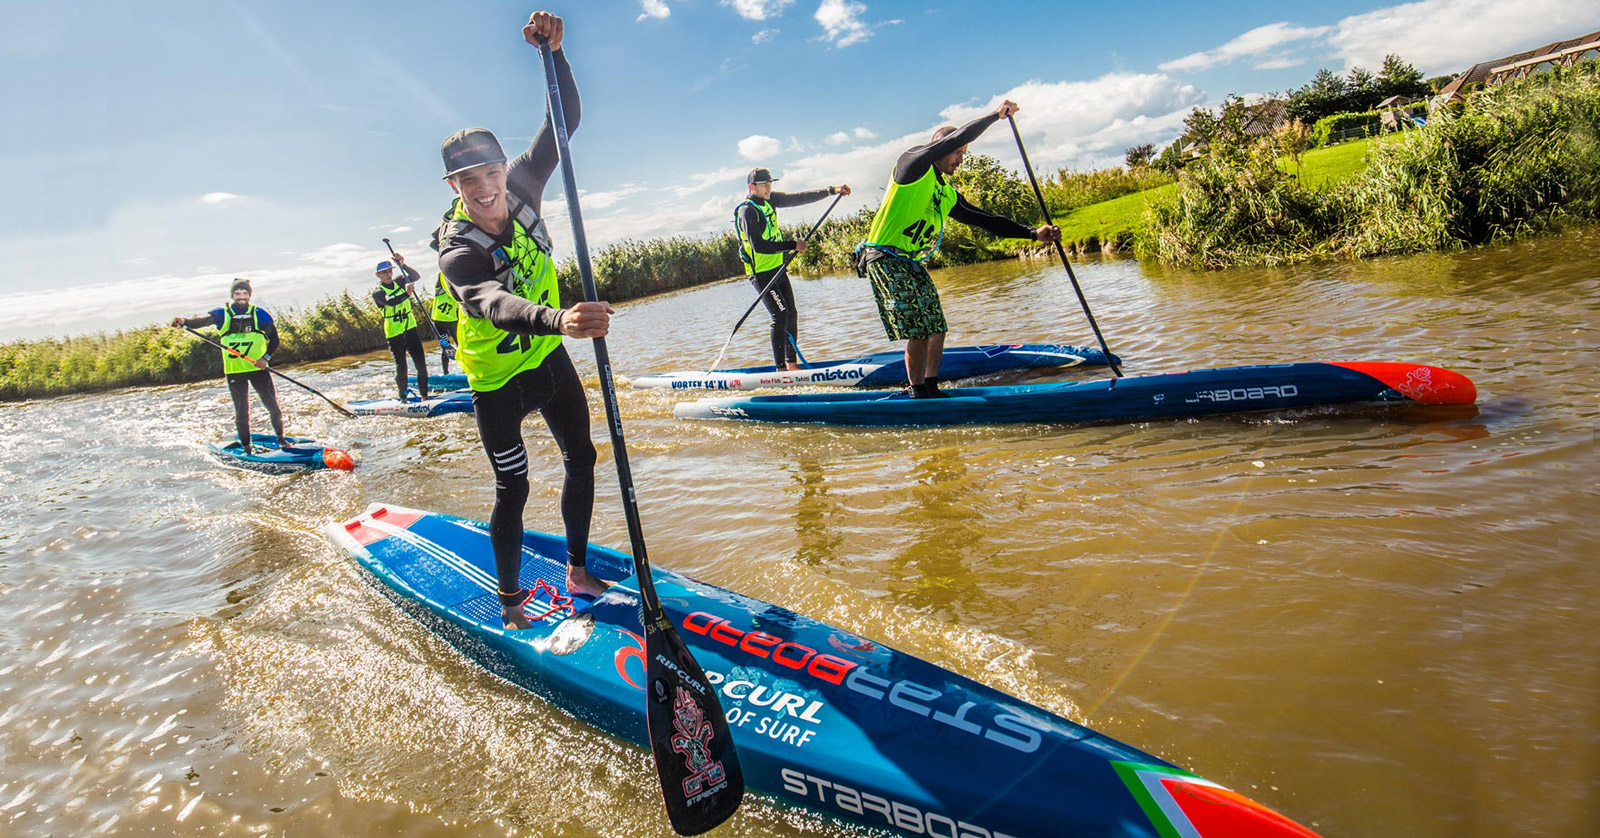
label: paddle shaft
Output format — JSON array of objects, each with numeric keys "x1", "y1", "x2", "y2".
[
  {"x1": 538, "y1": 40, "x2": 742, "y2": 834},
  {"x1": 707, "y1": 192, "x2": 843, "y2": 373},
  {"x1": 1007, "y1": 116, "x2": 1123, "y2": 377},
  {"x1": 182, "y1": 326, "x2": 356, "y2": 417},
  {"x1": 381, "y1": 238, "x2": 447, "y2": 349}
]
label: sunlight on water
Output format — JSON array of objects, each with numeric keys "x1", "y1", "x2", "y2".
[{"x1": 1, "y1": 228, "x2": 1597, "y2": 836}]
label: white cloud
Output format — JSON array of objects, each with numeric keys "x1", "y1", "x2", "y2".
[
  {"x1": 199, "y1": 192, "x2": 242, "y2": 205},
  {"x1": 1326, "y1": 0, "x2": 1600, "y2": 75},
  {"x1": 816, "y1": 0, "x2": 872, "y2": 47},
  {"x1": 389, "y1": 225, "x2": 414, "y2": 233},
  {"x1": 752, "y1": 28, "x2": 779, "y2": 44},
  {"x1": 724, "y1": 0, "x2": 794, "y2": 21},
  {"x1": 579, "y1": 184, "x2": 649, "y2": 210},
  {"x1": 673, "y1": 166, "x2": 747, "y2": 197},
  {"x1": 852, "y1": 126, "x2": 876, "y2": 139},
  {"x1": 826, "y1": 131, "x2": 852, "y2": 144},
  {"x1": 1253, "y1": 57, "x2": 1305, "y2": 71},
  {"x1": 637, "y1": 0, "x2": 670, "y2": 22},
  {"x1": 737, "y1": 134, "x2": 783, "y2": 160},
  {"x1": 1159, "y1": 22, "x2": 1331, "y2": 73}
]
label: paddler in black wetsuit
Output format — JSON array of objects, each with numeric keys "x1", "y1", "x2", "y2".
[
  {"x1": 735, "y1": 169, "x2": 850, "y2": 371},
  {"x1": 434, "y1": 11, "x2": 612, "y2": 629},
  {"x1": 171, "y1": 279, "x2": 287, "y2": 454},
  {"x1": 856, "y1": 100, "x2": 1060, "y2": 398},
  {"x1": 372, "y1": 254, "x2": 429, "y2": 402}
]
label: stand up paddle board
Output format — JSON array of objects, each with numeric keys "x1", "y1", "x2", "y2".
[
  {"x1": 350, "y1": 389, "x2": 475, "y2": 418},
  {"x1": 674, "y1": 361, "x2": 1476, "y2": 427},
  {"x1": 210, "y1": 434, "x2": 355, "y2": 473},
  {"x1": 325, "y1": 504, "x2": 1321, "y2": 838},
  {"x1": 629, "y1": 344, "x2": 1118, "y2": 391}
]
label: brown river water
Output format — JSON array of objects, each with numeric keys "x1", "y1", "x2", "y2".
[{"x1": 2, "y1": 228, "x2": 1596, "y2": 837}]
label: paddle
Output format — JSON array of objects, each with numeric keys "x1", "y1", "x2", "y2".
[
  {"x1": 537, "y1": 40, "x2": 744, "y2": 835},
  {"x1": 381, "y1": 237, "x2": 454, "y2": 364},
  {"x1": 181, "y1": 326, "x2": 356, "y2": 417},
  {"x1": 706, "y1": 191, "x2": 843, "y2": 373},
  {"x1": 1007, "y1": 115, "x2": 1123, "y2": 378}
]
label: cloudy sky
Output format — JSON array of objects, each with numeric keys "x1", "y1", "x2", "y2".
[{"x1": 4, "y1": 0, "x2": 1597, "y2": 339}]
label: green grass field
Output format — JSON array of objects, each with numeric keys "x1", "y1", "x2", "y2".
[{"x1": 1056, "y1": 137, "x2": 1386, "y2": 252}]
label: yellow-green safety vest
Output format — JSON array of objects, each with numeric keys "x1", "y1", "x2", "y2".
[
  {"x1": 437, "y1": 197, "x2": 562, "y2": 392},
  {"x1": 734, "y1": 199, "x2": 785, "y2": 275},
  {"x1": 430, "y1": 274, "x2": 459, "y2": 323},
  {"x1": 862, "y1": 166, "x2": 958, "y2": 261},
  {"x1": 377, "y1": 281, "x2": 417, "y2": 339},
  {"x1": 217, "y1": 303, "x2": 268, "y2": 375}
]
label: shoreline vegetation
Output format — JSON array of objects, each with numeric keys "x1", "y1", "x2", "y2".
[{"x1": 6, "y1": 66, "x2": 1594, "y2": 402}]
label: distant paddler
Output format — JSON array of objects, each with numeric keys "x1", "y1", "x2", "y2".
[
  {"x1": 372, "y1": 254, "x2": 429, "y2": 402},
  {"x1": 170, "y1": 279, "x2": 287, "y2": 454},
  {"x1": 428, "y1": 271, "x2": 460, "y2": 375},
  {"x1": 856, "y1": 100, "x2": 1060, "y2": 398},
  {"x1": 433, "y1": 11, "x2": 613, "y2": 627},
  {"x1": 735, "y1": 169, "x2": 850, "y2": 371}
]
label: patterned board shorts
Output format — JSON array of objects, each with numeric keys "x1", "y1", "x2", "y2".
[{"x1": 866, "y1": 257, "x2": 947, "y2": 340}]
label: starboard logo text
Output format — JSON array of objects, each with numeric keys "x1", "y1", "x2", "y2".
[
  {"x1": 1186, "y1": 384, "x2": 1298, "y2": 403},
  {"x1": 682, "y1": 612, "x2": 1047, "y2": 754},
  {"x1": 781, "y1": 768, "x2": 1019, "y2": 838}
]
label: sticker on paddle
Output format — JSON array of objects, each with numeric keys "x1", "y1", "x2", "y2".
[{"x1": 644, "y1": 604, "x2": 744, "y2": 834}]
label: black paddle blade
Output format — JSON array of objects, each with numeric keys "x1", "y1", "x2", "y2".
[{"x1": 643, "y1": 607, "x2": 743, "y2": 834}]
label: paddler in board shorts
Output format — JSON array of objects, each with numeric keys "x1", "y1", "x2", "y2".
[
  {"x1": 372, "y1": 253, "x2": 430, "y2": 402},
  {"x1": 434, "y1": 11, "x2": 612, "y2": 629},
  {"x1": 735, "y1": 169, "x2": 850, "y2": 371},
  {"x1": 855, "y1": 100, "x2": 1060, "y2": 398},
  {"x1": 170, "y1": 279, "x2": 287, "y2": 454}
]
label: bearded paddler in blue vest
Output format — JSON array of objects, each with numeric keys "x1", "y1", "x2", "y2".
[
  {"x1": 434, "y1": 11, "x2": 613, "y2": 629},
  {"x1": 170, "y1": 279, "x2": 287, "y2": 454},
  {"x1": 735, "y1": 169, "x2": 850, "y2": 371},
  {"x1": 857, "y1": 100, "x2": 1060, "y2": 398},
  {"x1": 372, "y1": 254, "x2": 429, "y2": 402}
]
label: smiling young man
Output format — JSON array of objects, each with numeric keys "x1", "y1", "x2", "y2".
[
  {"x1": 857, "y1": 100, "x2": 1060, "y2": 398},
  {"x1": 171, "y1": 279, "x2": 286, "y2": 453},
  {"x1": 433, "y1": 11, "x2": 613, "y2": 629},
  {"x1": 735, "y1": 169, "x2": 849, "y2": 371}
]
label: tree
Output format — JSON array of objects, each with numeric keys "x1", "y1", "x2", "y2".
[
  {"x1": 1376, "y1": 54, "x2": 1431, "y2": 100},
  {"x1": 1124, "y1": 143, "x2": 1155, "y2": 168},
  {"x1": 949, "y1": 153, "x2": 1034, "y2": 226},
  {"x1": 1286, "y1": 67, "x2": 1351, "y2": 124},
  {"x1": 1346, "y1": 66, "x2": 1379, "y2": 111}
]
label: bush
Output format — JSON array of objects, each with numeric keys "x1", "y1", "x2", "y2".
[{"x1": 1311, "y1": 110, "x2": 1382, "y2": 146}]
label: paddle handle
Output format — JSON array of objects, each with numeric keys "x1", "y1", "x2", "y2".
[{"x1": 1007, "y1": 116, "x2": 1122, "y2": 378}]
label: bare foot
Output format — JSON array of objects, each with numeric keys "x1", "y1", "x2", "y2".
[
  {"x1": 567, "y1": 565, "x2": 613, "y2": 598},
  {"x1": 784, "y1": 362, "x2": 802, "y2": 371},
  {"x1": 502, "y1": 603, "x2": 532, "y2": 631}
]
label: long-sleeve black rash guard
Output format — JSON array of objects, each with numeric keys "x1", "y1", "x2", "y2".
[
  {"x1": 436, "y1": 48, "x2": 580, "y2": 338},
  {"x1": 371, "y1": 264, "x2": 422, "y2": 308},
  {"x1": 862, "y1": 112, "x2": 1036, "y2": 268},
  {"x1": 738, "y1": 188, "x2": 833, "y2": 255}
]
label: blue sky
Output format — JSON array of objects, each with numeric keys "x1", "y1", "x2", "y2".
[{"x1": 4, "y1": 0, "x2": 1597, "y2": 339}]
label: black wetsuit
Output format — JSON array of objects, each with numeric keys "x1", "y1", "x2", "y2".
[
  {"x1": 182, "y1": 305, "x2": 284, "y2": 448},
  {"x1": 373, "y1": 266, "x2": 428, "y2": 400},
  {"x1": 436, "y1": 48, "x2": 596, "y2": 605},
  {"x1": 857, "y1": 112, "x2": 1035, "y2": 273},
  {"x1": 738, "y1": 189, "x2": 830, "y2": 368}
]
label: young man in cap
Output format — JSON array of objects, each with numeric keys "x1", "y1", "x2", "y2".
[
  {"x1": 735, "y1": 169, "x2": 849, "y2": 371},
  {"x1": 171, "y1": 279, "x2": 287, "y2": 453},
  {"x1": 372, "y1": 252, "x2": 429, "y2": 401},
  {"x1": 433, "y1": 11, "x2": 613, "y2": 629},
  {"x1": 857, "y1": 100, "x2": 1060, "y2": 397}
]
